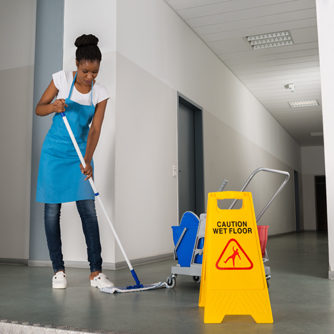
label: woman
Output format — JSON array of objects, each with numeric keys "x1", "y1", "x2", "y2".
[{"x1": 36, "y1": 34, "x2": 113, "y2": 289}]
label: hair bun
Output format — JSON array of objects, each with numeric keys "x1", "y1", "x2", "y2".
[{"x1": 74, "y1": 34, "x2": 99, "y2": 48}]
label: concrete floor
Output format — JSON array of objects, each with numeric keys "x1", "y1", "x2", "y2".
[{"x1": 0, "y1": 232, "x2": 333, "y2": 333}]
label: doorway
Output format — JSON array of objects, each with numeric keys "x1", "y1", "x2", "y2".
[
  {"x1": 315, "y1": 175, "x2": 328, "y2": 232},
  {"x1": 177, "y1": 95, "x2": 204, "y2": 219}
]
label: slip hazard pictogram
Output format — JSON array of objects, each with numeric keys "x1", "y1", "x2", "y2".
[{"x1": 216, "y1": 238, "x2": 253, "y2": 270}]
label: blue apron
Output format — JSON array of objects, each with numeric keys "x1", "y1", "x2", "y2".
[{"x1": 36, "y1": 73, "x2": 95, "y2": 203}]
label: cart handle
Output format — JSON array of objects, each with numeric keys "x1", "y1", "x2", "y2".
[
  {"x1": 218, "y1": 179, "x2": 229, "y2": 191},
  {"x1": 229, "y1": 167, "x2": 290, "y2": 222}
]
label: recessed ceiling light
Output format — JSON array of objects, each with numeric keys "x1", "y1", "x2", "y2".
[
  {"x1": 284, "y1": 83, "x2": 295, "y2": 92},
  {"x1": 310, "y1": 132, "x2": 323, "y2": 137},
  {"x1": 246, "y1": 31, "x2": 294, "y2": 50},
  {"x1": 289, "y1": 100, "x2": 319, "y2": 108}
]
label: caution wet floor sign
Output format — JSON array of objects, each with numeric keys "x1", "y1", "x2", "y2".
[{"x1": 199, "y1": 191, "x2": 273, "y2": 324}]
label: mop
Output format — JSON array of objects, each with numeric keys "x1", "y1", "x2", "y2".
[{"x1": 60, "y1": 112, "x2": 168, "y2": 293}]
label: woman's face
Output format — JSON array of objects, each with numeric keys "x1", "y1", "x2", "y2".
[{"x1": 76, "y1": 59, "x2": 100, "y2": 86}]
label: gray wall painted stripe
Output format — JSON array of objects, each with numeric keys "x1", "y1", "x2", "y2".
[{"x1": 29, "y1": 0, "x2": 64, "y2": 261}]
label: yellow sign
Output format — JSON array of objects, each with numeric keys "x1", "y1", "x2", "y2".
[{"x1": 199, "y1": 191, "x2": 273, "y2": 324}]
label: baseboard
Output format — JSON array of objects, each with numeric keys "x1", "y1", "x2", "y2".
[
  {"x1": 329, "y1": 270, "x2": 334, "y2": 280},
  {"x1": 268, "y1": 231, "x2": 301, "y2": 238},
  {"x1": 0, "y1": 258, "x2": 28, "y2": 266},
  {"x1": 27, "y1": 252, "x2": 173, "y2": 270},
  {"x1": 113, "y1": 252, "x2": 173, "y2": 270},
  {"x1": 27, "y1": 260, "x2": 52, "y2": 267}
]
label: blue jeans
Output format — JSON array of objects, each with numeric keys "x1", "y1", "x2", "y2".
[{"x1": 44, "y1": 199, "x2": 102, "y2": 273}]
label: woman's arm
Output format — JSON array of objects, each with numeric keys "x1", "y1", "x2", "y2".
[
  {"x1": 80, "y1": 99, "x2": 108, "y2": 180},
  {"x1": 35, "y1": 80, "x2": 67, "y2": 116}
]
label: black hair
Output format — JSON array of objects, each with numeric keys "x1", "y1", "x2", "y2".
[{"x1": 75, "y1": 34, "x2": 102, "y2": 63}]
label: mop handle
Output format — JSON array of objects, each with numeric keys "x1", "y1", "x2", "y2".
[{"x1": 60, "y1": 112, "x2": 134, "y2": 272}]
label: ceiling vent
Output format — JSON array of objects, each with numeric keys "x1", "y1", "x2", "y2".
[
  {"x1": 289, "y1": 100, "x2": 319, "y2": 109},
  {"x1": 246, "y1": 31, "x2": 293, "y2": 50}
]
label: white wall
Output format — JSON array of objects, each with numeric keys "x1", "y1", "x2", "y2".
[
  {"x1": 301, "y1": 146, "x2": 325, "y2": 230},
  {"x1": 49, "y1": 0, "x2": 301, "y2": 267},
  {"x1": 60, "y1": 0, "x2": 117, "y2": 266},
  {"x1": 316, "y1": 0, "x2": 334, "y2": 278},
  {"x1": 0, "y1": 0, "x2": 36, "y2": 260},
  {"x1": 117, "y1": 0, "x2": 300, "y2": 169},
  {"x1": 114, "y1": 55, "x2": 178, "y2": 261},
  {"x1": 113, "y1": 0, "x2": 301, "y2": 262}
]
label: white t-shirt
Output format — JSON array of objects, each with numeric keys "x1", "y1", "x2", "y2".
[{"x1": 52, "y1": 70, "x2": 109, "y2": 106}]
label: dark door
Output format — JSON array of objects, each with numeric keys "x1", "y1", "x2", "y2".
[
  {"x1": 315, "y1": 175, "x2": 327, "y2": 232},
  {"x1": 178, "y1": 101, "x2": 196, "y2": 216},
  {"x1": 178, "y1": 96, "x2": 204, "y2": 219}
]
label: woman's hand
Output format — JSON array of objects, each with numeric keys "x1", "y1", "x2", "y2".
[
  {"x1": 80, "y1": 161, "x2": 93, "y2": 181},
  {"x1": 52, "y1": 99, "x2": 68, "y2": 113},
  {"x1": 35, "y1": 80, "x2": 63, "y2": 116}
]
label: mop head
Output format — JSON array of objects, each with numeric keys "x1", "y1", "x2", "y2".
[{"x1": 100, "y1": 281, "x2": 168, "y2": 294}]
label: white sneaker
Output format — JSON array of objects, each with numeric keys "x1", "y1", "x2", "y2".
[
  {"x1": 52, "y1": 271, "x2": 67, "y2": 289},
  {"x1": 90, "y1": 273, "x2": 114, "y2": 289}
]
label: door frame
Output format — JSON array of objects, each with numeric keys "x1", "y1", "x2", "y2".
[
  {"x1": 294, "y1": 170, "x2": 301, "y2": 232},
  {"x1": 177, "y1": 92, "x2": 205, "y2": 222}
]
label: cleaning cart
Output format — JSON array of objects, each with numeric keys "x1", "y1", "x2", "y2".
[{"x1": 167, "y1": 167, "x2": 290, "y2": 288}]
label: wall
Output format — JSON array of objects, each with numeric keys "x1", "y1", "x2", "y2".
[
  {"x1": 114, "y1": 55, "x2": 178, "y2": 261},
  {"x1": 59, "y1": 0, "x2": 117, "y2": 267},
  {"x1": 29, "y1": 0, "x2": 302, "y2": 267},
  {"x1": 29, "y1": 0, "x2": 64, "y2": 265},
  {"x1": 0, "y1": 0, "x2": 36, "y2": 261},
  {"x1": 316, "y1": 0, "x2": 334, "y2": 278},
  {"x1": 29, "y1": 0, "x2": 119, "y2": 268},
  {"x1": 113, "y1": 0, "x2": 301, "y2": 262},
  {"x1": 301, "y1": 146, "x2": 325, "y2": 231},
  {"x1": 117, "y1": 0, "x2": 300, "y2": 168}
]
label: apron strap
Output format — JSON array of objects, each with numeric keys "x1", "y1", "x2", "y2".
[
  {"x1": 90, "y1": 80, "x2": 94, "y2": 106},
  {"x1": 68, "y1": 72, "x2": 77, "y2": 99}
]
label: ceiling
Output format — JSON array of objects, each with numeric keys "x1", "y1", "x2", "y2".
[{"x1": 165, "y1": 0, "x2": 322, "y2": 146}]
